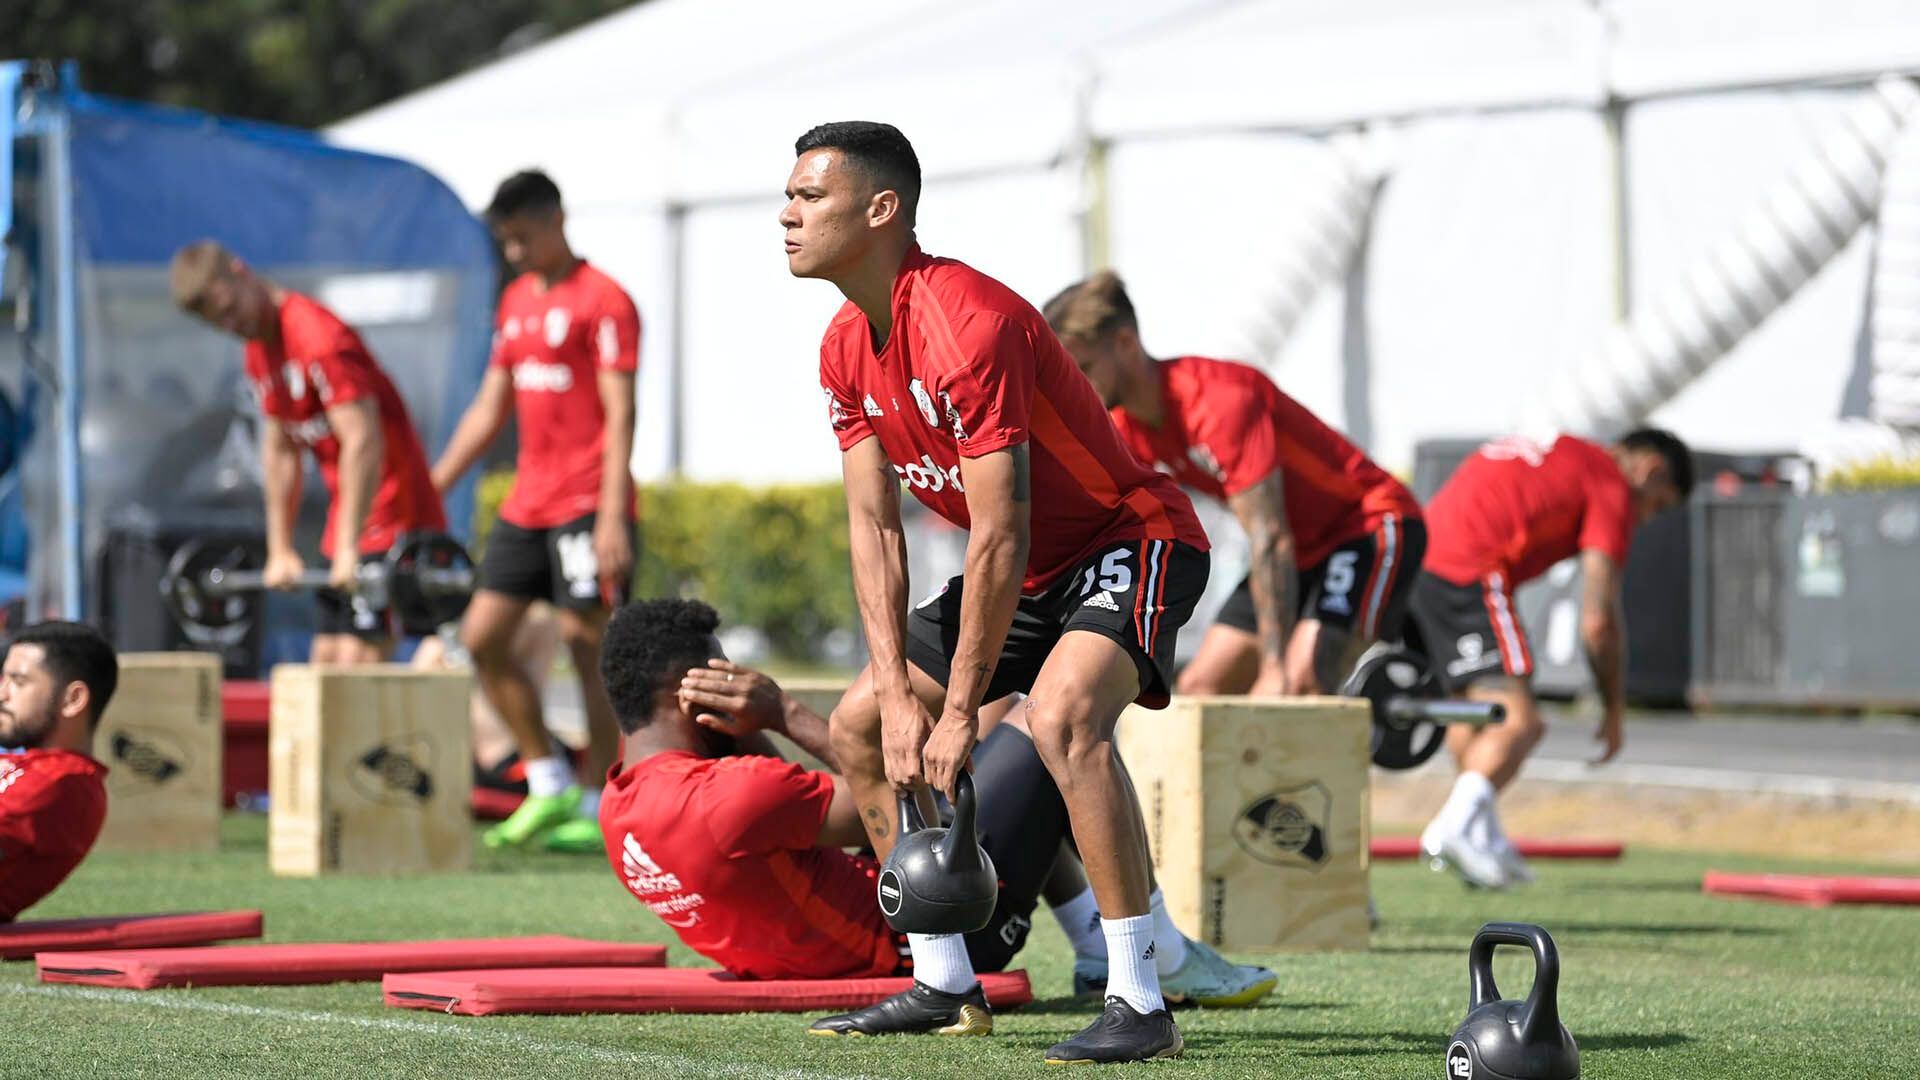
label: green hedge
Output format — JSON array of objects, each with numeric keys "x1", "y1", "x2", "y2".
[
  {"x1": 471, "y1": 471, "x2": 855, "y2": 659},
  {"x1": 1823, "y1": 455, "x2": 1920, "y2": 492}
]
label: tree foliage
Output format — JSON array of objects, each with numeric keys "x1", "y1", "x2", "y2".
[{"x1": 6, "y1": 0, "x2": 641, "y2": 128}]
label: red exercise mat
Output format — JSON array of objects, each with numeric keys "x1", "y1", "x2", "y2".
[
  {"x1": 36, "y1": 935, "x2": 667, "y2": 989},
  {"x1": 1371, "y1": 836, "x2": 1624, "y2": 860},
  {"x1": 0, "y1": 911, "x2": 263, "y2": 961},
  {"x1": 1702, "y1": 871, "x2": 1920, "y2": 908},
  {"x1": 471, "y1": 787, "x2": 522, "y2": 821},
  {"x1": 383, "y1": 966, "x2": 1035, "y2": 1016}
]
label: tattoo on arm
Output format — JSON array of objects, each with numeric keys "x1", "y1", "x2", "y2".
[
  {"x1": 1237, "y1": 479, "x2": 1297, "y2": 666},
  {"x1": 863, "y1": 805, "x2": 891, "y2": 840},
  {"x1": 1009, "y1": 444, "x2": 1030, "y2": 503}
]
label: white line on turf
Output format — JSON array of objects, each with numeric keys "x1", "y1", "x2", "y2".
[{"x1": 5, "y1": 982, "x2": 871, "y2": 1080}]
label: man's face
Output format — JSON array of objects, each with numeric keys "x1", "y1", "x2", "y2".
[
  {"x1": 492, "y1": 211, "x2": 569, "y2": 277},
  {"x1": 1059, "y1": 334, "x2": 1128, "y2": 409},
  {"x1": 1626, "y1": 452, "x2": 1683, "y2": 525},
  {"x1": 189, "y1": 263, "x2": 272, "y2": 339},
  {"x1": 0, "y1": 644, "x2": 62, "y2": 749},
  {"x1": 780, "y1": 150, "x2": 879, "y2": 280}
]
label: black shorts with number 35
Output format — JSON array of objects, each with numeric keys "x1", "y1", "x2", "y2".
[{"x1": 906, "y1": 539, "x2": 1210, "y2": 709}]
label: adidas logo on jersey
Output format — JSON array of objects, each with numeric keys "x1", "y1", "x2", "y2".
[
  {"x1": 863, "y1": 394, "x2": 885, "y2": 417},
  {"x1": 1082, "y1": 591, "x2": 1121, "y2": 611}
]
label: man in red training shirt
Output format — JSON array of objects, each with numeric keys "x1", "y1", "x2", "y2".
[
  {"x1": 0, "y1": 621, "x2": 116, "y2": 921},
  {"x1": 597, "y1": 598, "x2": 1272, "y2": 1004},
  {"x1": 1409, "y1": 432, "x2": 1692, "y2": 888},
  {"x1": 170, "y1": 242, "x2": 447, "y2": 663},
  {"x1": 785, "y1": 123, "x2": 1214, "y2": 1063},
  {"x1": 1044, "y1": 272, "x2": 1425, "y2": 697},
  {"x1": 434, "y1": 170, "x2": 641, "y2": 854}
]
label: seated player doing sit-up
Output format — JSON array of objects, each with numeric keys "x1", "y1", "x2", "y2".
[
  {"x1": 0, "y1": 622, "x2": 117, "y2": 922},
  {"x1": 595, "y1": 598, "x2": 1274, "y2": 1004}
]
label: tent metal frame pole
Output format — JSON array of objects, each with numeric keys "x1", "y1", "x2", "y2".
[
  {"x1": 665, "y1": 202, "x2": 686, "y2": 477},
  {"x1": 1604, "y1": 95, "x2": 1632, "y2": 321},
  {"x1": 46, "y1": 103, "x2": 83, "y2": 619}
]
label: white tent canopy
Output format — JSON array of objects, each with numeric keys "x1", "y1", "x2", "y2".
[{"x1": 330, "y1": 0, "x2": 1920, "y2": 484}]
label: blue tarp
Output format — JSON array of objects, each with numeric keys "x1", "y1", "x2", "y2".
[{"x1": 4, "y1": 63, "x2": 494, "y2": 652}]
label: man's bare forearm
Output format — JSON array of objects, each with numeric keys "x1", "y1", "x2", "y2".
[
  {"x1": 431, "y1": 405, "x2": 503, "y2": 492},
  {"x1": 848, "y1": 503, "x2": 913, "y2": 700},
  {"x1": 332, "y1": 426, "x2": 382, "y2": 556},
  {"x1": 778, "y1": 697, "x2": 839, "y2": 771},
  {"x1": 261, "y1": 430, "x2": 302, "y2": 555},
  {"x1": 1245, "y1": 530, "x2": 1298, "y2": 668},
  {"x1": 596, "y1": 379, "x2": 636, "y2": 522},
  {"x1": 1583, "y1": 613, "x2": 1626, "y2": 715},
  {"x1": 942, "y1": 524, "x2": 1026, "y2": 721}
]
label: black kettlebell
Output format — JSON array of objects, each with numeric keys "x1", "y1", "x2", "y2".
[
  {"x1": 1447, "y1": 922, "x2": 1580, "y2": 1080},
  {"x1": 875, "y1": 772, "x2": 998, "y2": 934}
]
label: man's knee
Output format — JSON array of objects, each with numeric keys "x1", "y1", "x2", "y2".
[
  {"x1": 1024, "y1": 693, "x2": 1109, "y2": 781},
  {"x1": 828, "y1": 688, "x2": 883, "y2": 773}
]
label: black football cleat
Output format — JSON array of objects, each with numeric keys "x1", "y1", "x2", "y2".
[
  {"x1": 1044, "y1": 996, "x2": 1183, "y2": 1064},
  {"x1": 807, "y1": 980, "x2": 993, "y2": 1037}
]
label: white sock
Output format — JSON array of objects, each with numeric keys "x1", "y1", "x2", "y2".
[
  {"x1": 1101, "y1": 914, "x2": 1166, "y2": 1014},
  {"x1": 1147, "y1": 889, "x2": 1189, "y2": 976},
  {"x1": 907, "y1": 932, "x2": 976, "y2": 995},
  {"x1": 523, "y1": 755, "x2": 573, "y2": 798},
  {"x1": 1050, "y1": 887, "x2": 1106, "y2": 958},
  {"x1": 576, "y1": 786, "x2": 601, "y2": 820},
  {"x1": 1436, "y1": 771, "x2": 1495, "y2": 835}
]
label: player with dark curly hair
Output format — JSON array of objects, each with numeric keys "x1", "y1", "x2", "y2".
[{"x1": 593, "y1": 598, "x2": 1274, "y2": 1004}]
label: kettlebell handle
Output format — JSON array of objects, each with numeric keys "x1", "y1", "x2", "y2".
[
  {"x1": 938, "y1": 771, "x2": 984, "y2": 875},
  {"x1": 897, "y1": 789, "x2": 927, "y2": 836},
  {"x1": 1468, "y1": 922, "x2": 1562, "y2": 1044}
]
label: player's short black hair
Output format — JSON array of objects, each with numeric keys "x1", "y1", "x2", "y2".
[
  {"x1": 600, "y1": 598, "x2": 722, "y2": 735},
  {"x1": 1618, "y1": 427, "x2": 1695, "y2": 499},
  {"x1": 794, "y1": 121, "x2": 921, "y2": 226},
  {"x1": 486, "y1": 170, "x2": 563, "y2": 222},
  {"x1": 7, "y1": 620, "x2": 118, "y2": 730}
]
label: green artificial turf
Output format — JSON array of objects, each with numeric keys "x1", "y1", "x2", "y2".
[{"x1": 5, "y1": 815, "x2": 1916, "y2": 1078}]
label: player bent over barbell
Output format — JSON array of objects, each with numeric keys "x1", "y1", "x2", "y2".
[
  {"x1": 169, "y1": 241, "x2": 449, "y2": 663},
  {"x1": 595, "y1": 598, "x2": 1277, "y2": 1009}
]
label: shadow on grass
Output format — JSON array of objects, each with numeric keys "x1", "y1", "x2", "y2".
[
  {"x1": 990, "y1": 1028, "x2": 1694, "y2": 1060},
  {"x1": 1010, "y1": 996, "x2": 1347, "y2": 1017},
  {"x1": 1546, "y1": 922, "x2": 1781, "y2": 938}
]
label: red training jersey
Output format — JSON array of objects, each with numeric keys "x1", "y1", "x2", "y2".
[
  {"x1": 1422, "y1": 435, "x2": 1634, "y2": 588},
  {"x1": 1109, "y1": 356, "x2": 1421, "y2": 569},
  {"x1": 600, "y1": 751, "x2": 902, "y2": 980},
  {"x1": 820, "y1": 247, "x2": 1208, "y2": 593},
  {"x1": 0, "y1": 749, "x2": 108, "y2": 922},
  {"x1": 491, "y1": 261, "x2": 641, "y2": 529},
  {"x1": 245, "y1": 293, "x2": 446, "y2": 556}
]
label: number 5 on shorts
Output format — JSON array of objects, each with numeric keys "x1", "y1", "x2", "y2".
[{"x1": 1078, "y1": 548, "x2": 1134, "y2": 596}]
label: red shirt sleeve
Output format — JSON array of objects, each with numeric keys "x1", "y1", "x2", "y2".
[
  {"x1": 699, "y1": 755, "x2": 836, "y2": 857},
  {"x1": 243, "y1": 345, "x2": 289, "y2": 421},
  {"x1": 284, "y1": 305, "x2": 377, "y2": 410},
  {"x1": 819, "y1": 340, "x2": 875, "y2": 452},
  {"x1": 1191, "y1": 373, "x2": 1282, "y2": 497},
  {"x1": 488, "y1": 306, "x2": 513, "y2": 370},
  {"x1": 1579, "y1": 466, "x2": 1635, "y2": 564},
  {"x1": 936, "y1": 314, "x2": 1033, "y2": 458},
  {"x1": 592, "y1": 287, "x2": 641, "y2": 374},
  {"x1": 0, "y1": 766, "x2": 99, "y2": 856}
]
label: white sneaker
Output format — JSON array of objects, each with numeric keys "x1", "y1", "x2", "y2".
[
  {"x1": 1493, "y1": 839, "x2": 1537, "y2": 885},
  {"x1": 1421, "y1": 817, "x2": 1512, "y2": 890}
]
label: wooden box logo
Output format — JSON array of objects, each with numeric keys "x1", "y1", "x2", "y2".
[
  {"x1": 1231, "y1": 782, "x2": 1330, "y2": 869},
  {"x1": 352, "y1": 736, "x2": 436, "y2": 805},
  {"x1": 109, "y1": 729, "x2": 190, "y2": 786}
]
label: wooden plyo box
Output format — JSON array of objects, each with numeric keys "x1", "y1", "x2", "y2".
[
  {"x1": 1117, "y1": 696, "x2": 1372, "y2": 952},
  {"x1": 269, "y1": 665, "x2": 471, "y2": 877},
  {"x1": 94, "y1": 652, "x2": 224, "y2": 853}
]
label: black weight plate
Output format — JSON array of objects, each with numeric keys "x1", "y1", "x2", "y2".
[
  {"x1": 159, "y1": 538, "x2": 260, "y2": 641},
  {"x1": 387, "y1": 532, "x2": 476, "y2": 636},
  {"x1": 1343, "y1": 646, "x2": 1447, "y2": 770}
]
